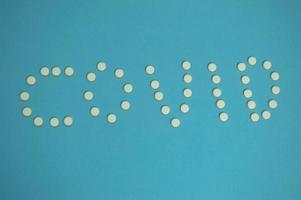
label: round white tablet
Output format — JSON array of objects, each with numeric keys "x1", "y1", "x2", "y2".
[
  {"x1": 20, "y1": 91, "x2": 30, "y2": 101},
  {"x1": 154, "y1": 91, "x2": 164, "y2": 101},
  {"x1": 107, "y1": 113, "x2": 117, "y2": 124},
  {"x1": 180, "y1": 103, "x2": 190, "y2": 113},
  {"x1": 145, "y1": 65, "x2": 155, "y2": 75},
  {"x1": 171, "y1": 118, "x2": 181, "y2": 128},
  {"x1": 40, "y1": 66, "x2": 50, "y2": 76},
  {"x1": 219, "y1": 112, "x2": 229, "y2": 122},
  {"x1": 50, "y1": 117, "x2": 59, "y2": 127},
  {"x1": 250, "y1": 112, "x2": 260, "y2": 122},
  {"x1": 121, "y1": 100, "x2": 130, "y2": 111},
  {"x1": 268, "y1": 99, "x2": 278, "y2": 109},
  {"x1": 150, "y1": 80, "x2": 160, "y2": 89},
  {"x1": 182, "y1": 61, "x2": 191, "y2": 70},
  {"x1": 183, "y1": 88, "x2": 192, "y2": 98},
  {"x1": 183, "y1": 74, "x2": 192, "y2": 83},
  {"x1": 33, "y1": 116, "x2": 43, "y2": 127},
  {"x1": 208, "y1": 63, "x2": 217, "y2": 72},
  {"x1": 123, "y1": 83, "x2": 133, "y2": 93},
  {"x1": 51, "y1": 66, "x2": 61, "y2": 76},
  {"x1": 97, "y1": 62, "x2": 106, "y2": 71},
  {"x1": 241, "y1": 75, "x2": 250, "y2": 85},
  {"x1": 161, "y1": 105, "x2": 170, "y2": 115},
  {"x1": 64, "y1": 66, "x2": 74, "y2": 76},
  {"x1": 90, "y1": 106, "x2": 100, "y2": 117},
  {"x1": 248, "y1": 56, "x2": 257, "y2": 65},
  {"x1": 115, "y1": 68, "x2": 124, "y2": 78},
  {"x1": 216, "y1": 99, "x2": 225, "y2": 109},
  {"x1": 243, "y1": 89, "x2": 253, "y2": 98},
  {"x1": 212, "y1": 88, "x2": 222, "y2": 97},
  {"x1": 84, "y1": 91, "x2": 94, "y2": 101},
  {"x1": 263, "y1": 60, "x2": 272, "y2": 70},
  {"x1": 271, "y1": 71, "x2": 280, "y2": 81},
  {"x1": 22, "y1": 107, "x2": 32, "y2": 117},
  {"x1": 262, "y1": 110, "x2": 271, "y2": 120},
  {"x1": 237, "y1": 63, "x2": 246, "y2": 72},
  {"x1": 212, "y1": 75, "x2": 221, "y2": 84},
  {"x1": 247, "y1": 100, "x2": 256, "y2": 110},
  {"x1": 271, "y1": 85, "x2": 281, "y2": 95},
  {"x1": 87, "y1": 72, "x2": 96, "y2": 82},
  {"x1": 26, "y1": 75, "x2": 36, "y2": 86},
  {"x1": 63, "y1": 116, "x2": 73, "y2": 126}
]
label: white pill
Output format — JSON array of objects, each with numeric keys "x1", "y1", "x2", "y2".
[
  {"x1": 183, "y1": 88, "x2": 192, "y2": 98},
  {"x1": 271, "y1": 71, "x2": 280, "y2": 81},
  {"x1": 161, "y1": 105, "x2": 170, "y2": 115},
  {"x1": 123, "y1": 83, "x2": 133, "y2": 93},
  {"x1": 268, "y1": 99, "x2": 278, "y2": 109},
  {"x1": 271, "y1": 85, "x2": 281, "y2": 95},
  {"x1": 212, "y1": 75, "x2": 221, "y2": 84},
  {"x1": 212, "y1": 88, "x2": 222, "y2": 97},
  {"x1": 263, "y1": 60, "x2": 272, "y2": 70},
  {"x1": 243, "y1": 89, "x2": 253, "y2": 98},
  {"x1": 50, "y1": 117, "x2": 59, "y2": 127},
  {"x1": 180, "y1": 103, "x2": 190, "y2": 113},
  {"x1": 171, "y1": 118, "x2": 181, "y2": 128},
  {"x1": 90, "y1": 106, "x2": 100, "y2": 117},
  {"x1": 40, "y1": 66, "x2": 50, "y2": 76},
  {"x1": 87, "y1": 72, "x2": 96, "y2": 82},
  {"x1": 241, "y1": 75, "x2": 250, "y2": 85},
  {"x1": 247, "y1": 100, "x2": 256, "y2": 110},
  {"x1": 248, "y1": 56, "x2": 257, "y2": 65},
  {"x1": 63, "y1": 116, "x2": 73, "y2": 126},
  {"x1": 219, "y1": 112, "x2": 229, "y2": 122},
  {"x1": 107, "y1": 113, "x2": 117, "y2": 124},
  {"x1": 237, "y1": 63, "x2": 246, "y2": 72},
  {"x1": 183, "y1": 74, "x2": 192, "y2": 83},
  {"x1": 51, "y1": 66, "x2": 61, "y2": 76},
  {"x1": 33, "y1": 116, "x2": 43, "y2": 127},
  {"x1": 26, "y1": 75, "x2": 36, "y2": 86},
  {"x1": 64, "y1": 66, "x2": 74, "y2": 76},
  {"x1": 150, "y1": 80, "x2": 160, "y2": 89},
  {"x1": 154, "y1": 91, "x2": 164, "y2": 101},
  {"x1": 250, "y1": 113, "x2": 260, "y2": 122},
  {"x1": 216, "y1": 99, "x2": 225, "y2": 109},
  {"x1": 145, "y1": 65, "x2": 155, "y2": 75},
  {"x1": 115, "y1": 68, "x2": 124, "y2": 78},
  {"x1": 262, "y1": 110, "x2": 271, "y2": 120},
  {"x1": 84, "y1": 91, "x2": 94, "y2": 101},
  {"x1": 97, "y1": 62, "x2": 106, "y2": 71},
  {"x1": 182, "y1": 61, "x2": 191, "y2": 70},
  {"x1": 208, "y1": 63, "x2": 217, "y2": 72},
  {"x1": 121, "y1": 100, "x2": 130, "y2": 110},
  {"x1": 20, "y1": 91, "x2": 30, "y2": 101},
  {"x1": 22, "y1": 107, "x2": 32, "y2": 117}
]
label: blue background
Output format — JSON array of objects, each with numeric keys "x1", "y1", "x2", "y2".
[{"x1": 1, "y1": 0, "x2": 301, "y2": 199}]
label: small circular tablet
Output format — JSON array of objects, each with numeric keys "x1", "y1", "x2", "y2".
[
  {"x1": 268, "y1": 99, "x2": 278, "y2": 109},
  {"x1": 237, "y1": 63, "x2": 246, "y2": 72},
  {"x1": 51, "y1": 66, "x2": 61, "y2": 76},
  {"x1": 50, "y1": 117, "x2": 59, "y2": 127},
  {"x1": 219, "y1": 112, "x2": 229, "y2": 122},
  {"x1": 262, "y1": 110, "x2": 271, "y2": 120},
  {"x1": 241, "y1": 75, "x2": 250, "y2": 85},
  {"x1": 150, "y1": 80, "x2": 160, "y2": 89},
  {"x1": 271, "y1": 85, "x2": 281, "y2": 95},
  {"x1": 271, "y1": 71, "x2": 280, "y2": 81},
  {"x1": 107, "y1": 113, "x2": 117, "y2": 124},
  {"x1": 40, "y1": 66, "x2": 50, "y2": 76},
  {"x1": 250, "y1": 113, "x2": 260, "y2": 122},
  {"x1": 84, "y1": 91, "x2": 94, "y2": 101},
  {"x1": 171, "y1": 118, "x2": 181, "y2": 128},
  {"x1": 216, "y1": 99, "x2": 225, "y2": 109},
  {"x1": 123, "y1": 83, "x2": 133, "y2": 93},
  {"x1": 182, "y1": 61, "x2": 191, "y2": 70},
  {"x1": 145, "y1": 65, "x2": 155, "y2": 75},
  {"x1": 63, "y1": 116, "x2": 73, "y2": 126},
  {"x1": 212, "y1": 75, "x2": 221, "y2": 84},
  {"x1": 154, "y1": 91, "x2": 164, "y2": 101},
  {"x1": 33, "y1": 116, "x2": 43, "y2": 127},
  {"x1": 161, "y1": 105, "x2": 170, "y2": 115},
  {"x1": 22, "y1": 107, "x2": 32, "y2": 117},
  {"x1": 247, "y1": 100, "x2": 256, "y2": 110},
  {"x1": 115, "y1": 68, "x2": 124, "y2": 78},
  {"x1": 183, "y1": 74, "x2": 192, "y2": 83},
  {"x1": 90, "y1": 106, "x2": 100, "y2": 117},
  {"x1": 121, "y1": 100, "x2": 130, "y2": 110},
  {"x1": 208, "y1": 63, "x2": 217, "y2": 72},
  {"x1": 87, "y1": 72, "x2": 96, "y2": 82},
  {"x1": 243, "y1": 89, "x2": 253, "y2": 98},
  {"x1": 26, "y1": 75, "x2": 36, "y2": 86},
  {"x1": 212, "y1": 88, "x2": 222, "y2": 97},
  {"x1": 64, "y1": 66, "x2": 74, "y2": 76},
  {"x1": 263, "y1": 60, "x2": 272, "y2": 70},
  {"x1": 97, "y1": 62, "x2": 106, "y2": 71},
  {"x1": 183, "y1": 88, "x2": 192, "y2": 98},
  {"x1": 20, "y1": 91, "x2": 30, "y2": 101},
  {"x1": 180, "y1": 103, "x2": 190, "y2": 113},
  {"x1": 248, "y1": 56, "x2": 257, "y2": 65}
]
